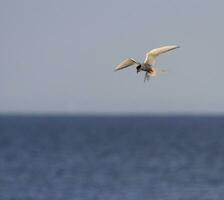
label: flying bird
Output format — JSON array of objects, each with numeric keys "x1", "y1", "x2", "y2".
[{"x1": 115, "y1": 45, "x2": 179, "y2": 81}]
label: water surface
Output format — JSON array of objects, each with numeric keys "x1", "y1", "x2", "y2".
[{"x1": 0, "y1": 115, "x2": 224, "y2": 200}]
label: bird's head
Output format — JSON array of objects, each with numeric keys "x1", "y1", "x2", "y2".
[{"x1": 136, "y1": 65, "x2": 141, "y2": 73}]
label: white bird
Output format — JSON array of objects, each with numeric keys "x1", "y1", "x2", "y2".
[{"x1": 115, "y1": 45, "x2": 179, "y2": 81}]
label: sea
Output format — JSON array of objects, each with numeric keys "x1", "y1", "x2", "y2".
[{"x1": 0, "y1": 115, "x2": 224, "y2": 200}]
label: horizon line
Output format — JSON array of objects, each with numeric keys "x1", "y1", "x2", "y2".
[{"x1": 0, "y1": 111, "x2": 224, "y2": 117}]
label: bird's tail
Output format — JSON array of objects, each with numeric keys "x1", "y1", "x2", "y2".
[
  {"x1": 149, "y1": 67, "x2": 157, "y2": 76},
  {"x1": 144, "y1": 68, "x2": 167, "y2": 82},
  {"x1": 150, "y1": 67, "x2": 167, "y2": 76}
]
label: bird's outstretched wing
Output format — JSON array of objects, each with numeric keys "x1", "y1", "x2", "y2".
[
  {"x1": 115, "y1": 58, "x2": 140, "y2": 71},
  {"x1": 144, "y1": 45, "x2": 179, "y2": 66}
]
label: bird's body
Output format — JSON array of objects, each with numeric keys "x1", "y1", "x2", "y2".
[
  {"x1": 136, "y1": 63, "x2": 156, "y2": 81},
  {"x1": 115, "y1": 45, "x2": 179, "y2": 81}
]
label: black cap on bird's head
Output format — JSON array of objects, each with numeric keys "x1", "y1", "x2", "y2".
[{"x1": 136, "y1": 65, "x2": 141, "y2": 73}]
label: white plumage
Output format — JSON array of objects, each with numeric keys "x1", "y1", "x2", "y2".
[
  {"x1": 144, "y1": 45, "x2": 179, "y2": 66},
  {"x1": 115, "y1": 45, "x2": 179, "y2": 81},
  {"x1": 115, "y1": 58, "x2": 139, "y2": 71}
]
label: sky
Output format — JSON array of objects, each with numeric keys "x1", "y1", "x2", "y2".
[{"x1": 1, "y1": 0, "x2": 224, "y2": 114}]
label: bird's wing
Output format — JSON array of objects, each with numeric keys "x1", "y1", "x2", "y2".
[
  {"x1": 144, "y1": 45, "x2": 179, "y2": 66},
  {"x1": 115, "y1": 58, "x2": 139, "y2": 71}
]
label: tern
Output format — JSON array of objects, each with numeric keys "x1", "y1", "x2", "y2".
[{"x1": 115, "y1": 45, "x2": 179, "y2": 81}]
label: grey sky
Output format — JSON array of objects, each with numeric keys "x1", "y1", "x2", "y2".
[{"x1": 1, "y1": 0, "x2": 224, "y2": 114}]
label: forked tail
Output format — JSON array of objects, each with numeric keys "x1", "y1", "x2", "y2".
[{"x1": 143, "y1": 68, "x2": 166, "y2": 82}]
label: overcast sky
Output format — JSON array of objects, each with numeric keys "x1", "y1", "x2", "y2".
[{"x1": 1, "y1": 0, "x2": 224, "y2": 114}]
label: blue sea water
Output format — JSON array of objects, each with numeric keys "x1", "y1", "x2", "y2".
[{"x1": 0, "y1": 115, "x2": 224, "y2": 200}]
